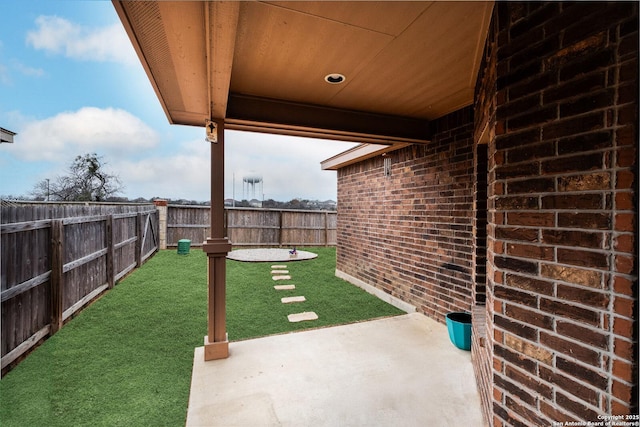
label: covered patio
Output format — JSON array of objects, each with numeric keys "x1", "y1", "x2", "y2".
[
  {"x1": 186, "y1": 313, "x2": 483, "y2": 426},
  {"x1": 114, "y1": 1, "x2": 638, "y2": 425}
]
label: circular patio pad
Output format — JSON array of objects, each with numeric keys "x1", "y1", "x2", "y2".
[{"x1": 227, "y1": 248, "x2": 318, "y2": 262}]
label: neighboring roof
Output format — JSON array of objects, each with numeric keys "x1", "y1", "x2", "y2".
[
  {"x1": 0, "y1": 127, "x2": 16, "y2": 143},
  {"x1": 113, "y1": 1, "x2": 493, "y2": 145},
  {"x1": 321, "y1": 143, "x2": 410, "y2": 170}
]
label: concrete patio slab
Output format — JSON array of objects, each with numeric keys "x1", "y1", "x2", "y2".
[{"x1": 186, "y1": 313, "x2": 484, "y2": 427}]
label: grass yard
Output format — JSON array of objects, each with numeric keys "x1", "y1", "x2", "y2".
[{"x1": 0, "y1": 247, "x2": 403, "y2": 427}]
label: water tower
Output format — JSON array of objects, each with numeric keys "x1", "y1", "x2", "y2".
[{"x1": 243, "y1": 174, "x2": 263, "y2": 200}]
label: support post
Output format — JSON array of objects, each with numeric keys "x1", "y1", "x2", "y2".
[{"x1": 203, "y1": 120, "x2": 232, "y2": 360}]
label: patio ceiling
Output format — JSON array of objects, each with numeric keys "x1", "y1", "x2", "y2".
[{"x1": 113, "y1": 1, "x2": 493, "y2": 145}]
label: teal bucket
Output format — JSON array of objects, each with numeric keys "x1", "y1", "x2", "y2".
[
  {"x1": 446, "y1": 312, "x2": 472, "y2": 351},
  {"x1": 177, "y1": 239, "x2": 191, "y2": 255}
]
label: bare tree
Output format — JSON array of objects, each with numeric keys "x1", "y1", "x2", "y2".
[{"x1": 32, "y1": 153, "x2": 123, "y2": 201}]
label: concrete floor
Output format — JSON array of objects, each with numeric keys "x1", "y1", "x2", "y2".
[{"x1": 186, "y1": 313, "x2": 485, "y2": 427}]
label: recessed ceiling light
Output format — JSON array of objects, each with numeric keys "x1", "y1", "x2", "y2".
[{"x1": 324, "y1": 73, "x2": 346, "y2": 84}]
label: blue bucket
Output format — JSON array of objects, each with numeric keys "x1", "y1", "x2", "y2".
[{"x1": 446, "y1": 312, "x2": 472, "y2": 351}]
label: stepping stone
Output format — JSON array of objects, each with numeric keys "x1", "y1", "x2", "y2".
[
  {"x1": 271, "y1": 270, "x2": 289, "y2": 275},
  {"x1": 281, "y1": 296, "x2": 306, "y2": 304},
  {"x1": 288, "y1": 312, "x2": 318, "y2": 323},
  {"x1": 274, "y1": 285, "x2": 296, "y2": 290},
  {"x1": 272, "y1": 275, "x2": 291, "y2": 281},
  {"x1": 271, "y1": 265, "x2": 287, "y2": 269}
]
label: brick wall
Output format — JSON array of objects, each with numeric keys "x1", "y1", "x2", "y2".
[
  {"x1": 487, "y1": 2, "x2": 638, "y2": 425},
  {"x1": 336, "y1": 107, "x2": 475, "y2": 322},
  {"x1": 473, "y1": 6, "x2": 498, "y2": 426}
]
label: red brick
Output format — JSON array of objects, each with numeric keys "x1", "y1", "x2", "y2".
[
  {"x1": 557, "y1": 284, "x2": 609, "y2": 308},
  {"x1": 557, "y1": 248, "x2": 609, "y2": 268},
  {"x1": 612, "y1": 379, "x2": 633, "y2": 403},
  {"x1": 540, "y1": 331, "x2": 601, "y2": 365},
  {"x1": 558, "y1": 172, "x2": 610, "y2": 192},
  {"x1": 611, "y1": 399, "x2": 633, "y2": 416},
  {"x1": 614, "y1": 296, "x2": 636, "y2": 319},
  {"x1": 539, "y1": 365, "x2": 599, "y2": 405},
  {"x1": 542, "y1": 193, "x2": 603, "y2": 210},
  {"x1": 556, "y1": 320, "x2": 609, "y2": 349},
  {"x1": 616, "y1": 125, "x2": 636, "y2": 147},
  {"x1": 540, "y1": 400, "x2": 578, "y2": 424},
  {"x1": 613, "y1": 316, "x2": 634, "y2": 338},
  {"x1": 541, "y1": 263, "x2": 602, "y2": 288},
  {"x1": 614, "y1": 337, "x2": 634, "y2": 360},
  {"x1": 507, "y1": 212, "x2": 555, "y2": 227},
  {"x1": 556, "y1": 391, "x2": 600, "y2": 421},
  {"x1": 557, "y1": 357, "x2": 608, "y2": 389},
  {"x1": 495, "y1": 226, "x2": 539, "y2": 242},
  {"x1": 616, "y1": 170, "x2": 635, "y2": 189},
  {"x1": 540, "y1": 298, "x2": 600, "y2": 325},
  {"x1": 558, "y1": 212, "x2": 610, "y2": 229},
  {"x1": 612, "y1": 358, "x2": 634, "y2": 382},
  {"x1": 542, "y1": 229, "x2": 602, "y2": 249},
  {"x1": 613, "y1": 276, "x2": 634, "y2": 297},
  {"x1": 505, "y1": 304, "x2": 553, "y2": 329},
  {"x1": 614, "y1": 233, "x2": 634, "y2": 252},
  {"x1": 617, "y1": 148, "x2": 636, "y2": 168},
  {"x1": 507, "y1": 243, "x2": 553, "y2": 260},
  {"x1": 615, "y1": 213, "x2": 635, "y2": 232},
  {"x1": 615, "y1": 255, "x2": 634, "y2": 274},
  {"x1": 505, "y1": 364, "x2": 553, "y2": 399},
  {"x1": 615, "y1": 192, "x2": 634, "y2": 210}
]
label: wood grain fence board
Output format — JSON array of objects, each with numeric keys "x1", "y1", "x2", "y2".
[
  {"x1": 0, "y1": 326, "x2": 49, "y2": 370},
  {"x1": 0, "y1": 271, "x2": 50, "y2": 302},
  {"x1": 0, "y1": 219, "x2": 52, "y2": 234},
  {"x1": 50, "y1": 220, "x2": 63, "y2": 334},
  {"x1": 165, "y1": 206, "x2": 337, "y2": 247}
]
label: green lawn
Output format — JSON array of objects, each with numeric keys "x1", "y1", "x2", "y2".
[{"x1": 0, "y1": 247, "x2": 403, "y2": 427}]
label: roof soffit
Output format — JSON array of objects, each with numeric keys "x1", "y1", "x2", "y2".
[{"x1": 114, "y1": 1, "x2": 494, "y2": 143}]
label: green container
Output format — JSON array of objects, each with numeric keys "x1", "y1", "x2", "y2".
[{"x1": 177, "y1": 239, "x2": 191, "y2": 255}]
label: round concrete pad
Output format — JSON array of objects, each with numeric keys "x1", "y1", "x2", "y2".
[{"x1": 227, "y1": 248, "x2": 318, "y2": 262}]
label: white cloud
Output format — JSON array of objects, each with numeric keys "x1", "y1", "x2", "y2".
[
  {"x1": 11, "y1": 107, "x2": 159, "y2": 162},
  {"x1": 26, "y1": 15, "x2": 137, "y2": 65},
  {"x1": 111, "y1": 132, "x2": 356, "y2": 202},
  {"x1": 12, "y1": 60, "x2": 45, "y2": 77},
  {"x1": 224, "y1": 132, "x2": 357, "y2": 202},
  {"x1": 116, "y1": 139, "x2": 211, "y2": 201}
]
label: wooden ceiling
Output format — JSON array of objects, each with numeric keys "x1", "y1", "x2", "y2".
[{"x1": 113, "y1": 1, "x2": 493, "y2": 144}]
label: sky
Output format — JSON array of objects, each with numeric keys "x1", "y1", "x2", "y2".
[{"x1": 0, "y1": 1, "x2": 358, "y2": 202}]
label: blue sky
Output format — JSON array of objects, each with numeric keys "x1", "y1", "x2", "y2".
[{"x1": 0, "y1": 1, "x2": 357, "y2": 202}]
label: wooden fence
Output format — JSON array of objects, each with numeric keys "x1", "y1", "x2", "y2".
[
  {"x1": 1, "y1": 202, "x2": 159, "y2": 374},
  {"x1": 166, "y1": 206, "x2": 337, "y2": 247}
]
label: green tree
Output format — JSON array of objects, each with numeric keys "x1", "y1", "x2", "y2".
[{"x1": 32, "y1": 153, "x2": 123, "y2": 201}]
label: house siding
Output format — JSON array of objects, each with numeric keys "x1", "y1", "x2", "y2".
[
  {"x1": 488, "y1": 2, "x2": 638, "y2": 425},
  {"x1": 337, "y1": 107, "x2": 476, "y2": 322},
  {"x1": 334, "y1": 2, "x2": 637, "y2": 426}
]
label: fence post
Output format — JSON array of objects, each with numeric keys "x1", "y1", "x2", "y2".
[
  {"x1": 325, "y1": 211, "x2": 329, "y2": 247},
  {"x1": 135, "y1": 213, "x2": 143, "y2": 267},
  {"x1": 153, "y1": 199, "x2": 168, "y2": 249},
  {"x1": 278, "y1": 210, "x2": 283, "y2": 247},
  {"x1": 106, "y1": 215, "x2": 114, "y2": 289},
  {"x1": 50, "y1": 220, "x2": 64, "y2": 334}
]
